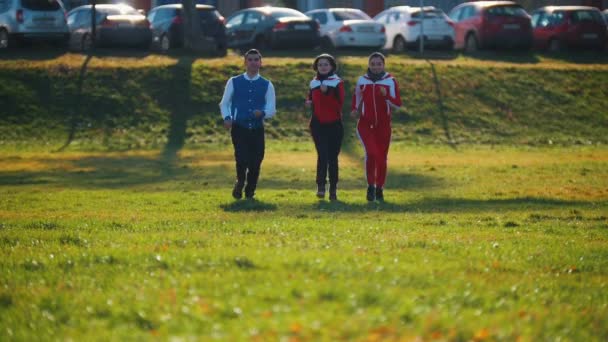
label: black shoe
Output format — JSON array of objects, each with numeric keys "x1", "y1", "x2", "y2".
[
  {"x1": 376, "y1": 187, "x2": 384, "y2": 202},
  {"x1": 366, "y1": 185, "x2": 376, "y2": 202},
  {"x1": 232, "y1": 182, "x2": 244, "y2": 199},
  {"x1": 329, "y1": 184, "x2": 337, "y2": 201},
  {"x1": 316, "y1": 184, "x2": 325, "y2": 199},
  {"x1": 245, "y1": 191, "x2": 255, "y2": 200}
]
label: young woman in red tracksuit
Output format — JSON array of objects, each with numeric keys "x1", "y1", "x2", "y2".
[
  {"x1": 351, "y1": 52, "x2": 402, "y2": 202},
  {"x1": 305, "y1": 54, "x2": 345, "y2": 201}
]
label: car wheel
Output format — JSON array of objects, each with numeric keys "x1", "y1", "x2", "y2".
[
  {"x1": 548, "y1": 38, "x2": 562, "y2": 53},
  {"x1": 392, "y1": 36, "x2": 406, "y2": 53},
  {"x1": 81, "y1": 33, "x2": 93, "y2": 52},
  {"x1": 0, "y1": 29, "x2": 9, "y2": 49},
  {"x1": 321, "y1": 36, "x2": 334, "y2": 50},
  {"x1": 464, "y1": 33, "x2": 478, "y2": 53},
  {"x1": 160, "y1": 34, "x2": 170, "y2": 53}
]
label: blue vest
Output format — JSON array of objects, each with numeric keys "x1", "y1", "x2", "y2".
[{"x1": 230, "y1": 75, "x2": 269, "y2": 129}]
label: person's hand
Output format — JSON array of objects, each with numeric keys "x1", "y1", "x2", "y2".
[
  {"x1": 350, "y1": 109, "x2": 359, "y2": 119},
  {"x1": 320, "y1": 84, "x2": 328, "y2": 93},
  {"x1": 254, "y1": 110, "x2": 263, "y2": 118},
  {"x1": 223, "y1": 118, "x2": 232, "y2": 130},
  {"x1": 305, "y1": 99, "x2": 312, "y2": 108},
  {"x1": 379, "y1": 87, "x2": 387, "y2": 97}
]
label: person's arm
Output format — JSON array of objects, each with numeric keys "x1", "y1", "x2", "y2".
[
  {"x1": 260, "y1": 81, "x2": 276, "y2": 119},
  {"x1": 387, "y1": 78, "x2": 402, "y2": 109},
  {"x1": 337, "y1": 80, "x2": 345, "y2": 108},
  {"x1": 219, "y1": 78, "x2": 234, "y2": 121}
]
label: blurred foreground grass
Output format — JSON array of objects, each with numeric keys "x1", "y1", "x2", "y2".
[{"x1": 1, "y1": 143, "x2": 607, "y2": 340}]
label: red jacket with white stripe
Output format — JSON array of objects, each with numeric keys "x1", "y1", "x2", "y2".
[
  {"x1": 351, "y1": 72, "x2": 402, "y2": 127},
  {"x1": 307, "y1": 74, "x2": 344, "y2": 124}
]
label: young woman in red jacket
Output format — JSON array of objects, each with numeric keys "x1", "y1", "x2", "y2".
[
  {"x1": 351, "y1": 52, "x2": 402, "y2": 202},
  {"x1": 305, "y1": 54, "x2": 345, "y2": 201}
]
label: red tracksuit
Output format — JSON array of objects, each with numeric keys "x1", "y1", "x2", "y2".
[{"x1": 351, "y1": 72, "x2": 402, "y2": 188}]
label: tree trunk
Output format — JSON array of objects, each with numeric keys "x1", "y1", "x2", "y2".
[{"x1": 181, "y1": 0, "x2": 215, "y2": 53}]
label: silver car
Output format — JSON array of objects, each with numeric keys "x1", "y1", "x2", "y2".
[
  {"x1": 0, "y1": 0, "x2": 69, "y2": 49},
  {"x1": 306, "y1": 8, "x2": 385, "y2": 49}
]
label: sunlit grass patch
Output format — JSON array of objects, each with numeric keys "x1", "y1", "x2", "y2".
[{"x1": 0, "y1": 144, "x2": 607, "y2": 340}]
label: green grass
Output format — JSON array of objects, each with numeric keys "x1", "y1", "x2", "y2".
[
  {"x1": 1, "y1": 49, "x2": 607, "y2": 151},
  {"x1": 1, "y1": 143, "x2": 607, "y2": 340},
  {"x1": 1, "y1": 49, "x2": 607, "y2": 340}
]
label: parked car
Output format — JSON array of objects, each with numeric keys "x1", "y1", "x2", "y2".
[
  {"x1": 147, "y1": 3, "x2": 226, "y2": 53},
  {"x1": 531, "y1": 6, "x2": 607, "y2": 52},
  {"x1": 305, "y1": 8, "x2": 385, "y2": 49},
  {"x1": 0, "y1": 0, "x2": 69, "y2": 49},
  {"x1": 66, "y1": 4, "x2": 151, "y2": 51},
  {"x1": 225, "y1": 6, "x2": 319, "y2": 50},
  {"x1": 448, "y1": 1, "x2": 533, "y2": 52},
  {"x1": 374, "y1": 6, "x2": 454, "y2": 52}
]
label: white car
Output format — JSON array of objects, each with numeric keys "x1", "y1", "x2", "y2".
[
  {"x1": 0, "y1": 0, "x2": 69, "y2": 49},
  {"x1": 374, "y1": 6, "x2": 454, "y2": 52},
  {"x1": 306, "y1": 8, "x2": 385, "y2": 49}
]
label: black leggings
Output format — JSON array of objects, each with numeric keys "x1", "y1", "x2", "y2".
[{"x1": 310, "y1": 118, "x2": 343, "y2": 187}]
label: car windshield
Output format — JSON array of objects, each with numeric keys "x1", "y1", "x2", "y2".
[
  {"x1": 269, "y1": 9, "x2": 307, "y2": 19},
  {"x1": 99, "y1": 6, "x2": 138, "y2": 15},
  {"x1": 571, "y1": 10, "x2": 604, "y2": 24},
  {"x1": 332, "y1": 10, "x2": 370, "y2": 21},
  {"x1": 21, "y1": 0, "x2": 61, "y2": 11},
  {"x1": 411, "y1": 10, "x2": 444, "y2": 19},
  {"x1": 486, "y1": 5, "x2": 528, "y2": 17},
  {"x1": 198, "y1": 9, "x2": 221, "y2": 21}
]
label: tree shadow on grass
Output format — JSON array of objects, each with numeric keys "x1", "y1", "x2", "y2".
[
  {"x1": 286, "y1": 196, "x2": 602, "y2": 214},
  {"x1": 0, "y1": 154, "x2": 199, "y2": 189},
  {"x1": 221, "y1": 199, "x2": 278, "y2": 212},
  {"x1": 409, "y1": 196, "x2": 603, "y2": 213}
]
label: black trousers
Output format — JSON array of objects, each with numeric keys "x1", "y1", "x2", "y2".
[
  {"x1": 231, "y1": 124, "x2": 265, "y2": 195},
  {"x1": 310, "y1": 118, "x2": 343, "y2": 187}
]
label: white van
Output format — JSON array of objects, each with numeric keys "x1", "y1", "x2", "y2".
[{"x1": 0, "y1": 0, "x2": 69, "y2": 49}]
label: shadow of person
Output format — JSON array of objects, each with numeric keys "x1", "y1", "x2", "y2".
[
  {"x1": 310, "y1": 198, "x2": 412, "y2": 213},
  {"x1": 221, "y1": 199, "x2": 278, "y2": 212}
]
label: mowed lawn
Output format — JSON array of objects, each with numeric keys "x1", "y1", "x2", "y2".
[{"x1": 0, "y1": 142, "x2": 607, "y2": 341}]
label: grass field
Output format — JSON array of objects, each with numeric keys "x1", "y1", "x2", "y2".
[
  {"x1": 1, "y1": 141, "x2": 607, "y2": 341},
  {"x1": 1, "y1": 49, "x2": 607, "y2": 340}
]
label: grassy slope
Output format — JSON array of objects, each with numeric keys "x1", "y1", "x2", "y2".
[{"x1": 0, "y1": 51, "x2": 607, "y2": 151}]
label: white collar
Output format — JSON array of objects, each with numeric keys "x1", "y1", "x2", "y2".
[{"x1": 243, "y1": 72, "x2": 260, "y2": 80}]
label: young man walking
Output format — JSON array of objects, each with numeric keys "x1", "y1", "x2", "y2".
[{"x1": 219, "y1": 49, "x2": 276, "y2": 200}]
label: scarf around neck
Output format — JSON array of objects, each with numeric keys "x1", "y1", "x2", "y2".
[
  {"x1": 366, "y1": 68, "x2": 386, "y2": 82},
  {"x1": 317, "y1": 71, "x2": 335, "y2": 81}
]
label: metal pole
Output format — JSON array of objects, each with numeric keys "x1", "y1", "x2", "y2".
[{"x1": 419, "y1": 0, "x2": 424, "y2": 54}]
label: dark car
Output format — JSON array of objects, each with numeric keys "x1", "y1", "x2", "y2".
[
  {"x1": 531, "y1": 6, "x2": 607, "y2": 52},
  {"x1": 448, "y1": 1, "x2": 533, "y2": 52},
  {"x1": 147, "y1": 4, "x2": 226, "y2": 53},
  {"x1": 225, "y1": 6, "x2": 320, "y2": 49},
  {"x1": 66, "y1": 4, "x2": 151, "y2": 51}
]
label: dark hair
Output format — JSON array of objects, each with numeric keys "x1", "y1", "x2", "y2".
[
  {"x1": 244, "y1": 49, "x2": 262, "y2": 59},
  {"x1": 313, "y1": 53, "x2": 337, "y2": 72},
  {"x1": 368, "y1": 51, "x2": 386, "y2": 63}
]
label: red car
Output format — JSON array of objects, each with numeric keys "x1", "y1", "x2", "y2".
[
  {"x1": 531, "y1": 6, "x2": 607, "y2": 52},
  {"x1": 448, "y1": 1, "x2": 533, "y2": 52}
]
